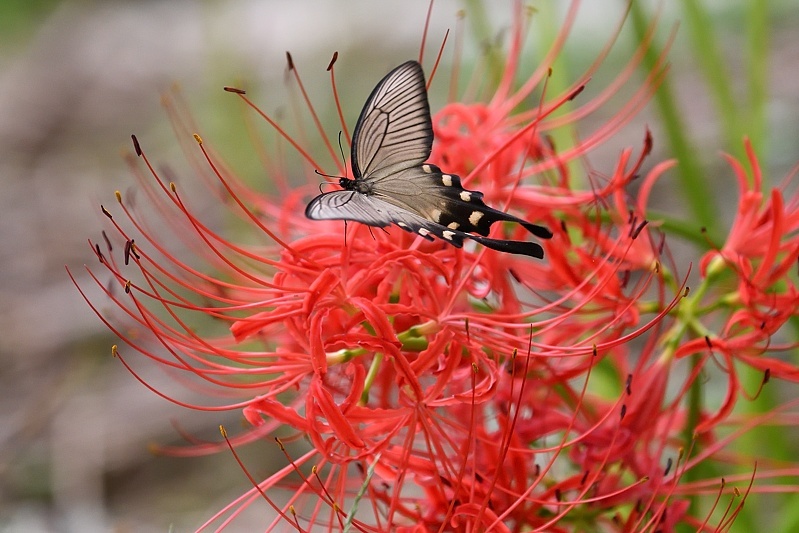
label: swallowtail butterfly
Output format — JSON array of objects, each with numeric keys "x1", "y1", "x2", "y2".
[{"x1": 305, "y1": 60, "x2": 552, "y2": 258}]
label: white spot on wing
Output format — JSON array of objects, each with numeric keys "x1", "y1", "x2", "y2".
[
  {"x1": 418, "y1": 228, "x2": 430, "y2": 236},
  {"x1": 469, "y1": 211, "x2": 484, "y2": 226},
  {"x1": 460, "y1": 191, "x2": 472, "y2": 202},
  {"x1": 398, "y1": 222, "x2": 408, "y2": 228},
  {"x1": 447, "y1": 222, "x2": 460, "y2": 230},
  {"x1": 422, "y1": 165, "x2": 432, "y2": 173},
  {"x1": 430, "y1": 208, "x2": 442, "y2": 222},
  {"x1": 442, "y1": 231, "x2": 455, "y2": 240},
  {"x1": 442, "y1": 175, "x2": 453, "y2": 187}
]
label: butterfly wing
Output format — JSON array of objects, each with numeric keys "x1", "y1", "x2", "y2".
[
  {"x1": 368, "y1": 163, "x2": 550, "y2": 257},
  {"x1": 305, "y1": 190, "x2": 395, "y2": 228},
  {"x1": 351, "y1": 60, "x2": 432, "y2": 181},
  {"x1": 306, "y1": 60, "x2": 551, "y2": 258},
  {"x1": 369, "y1": 163, "x2": 552, "y2": 239},
  {"x1": 305, "y1": 188, "x2": 546, "y2": 256}
]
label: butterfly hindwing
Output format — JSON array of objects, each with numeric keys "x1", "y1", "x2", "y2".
[
  {"x1": 370, "y1": 163, "x2": 552, "y2": 240},
  {"x1": 305, "y1": 189, "x2": 467, "y2": 247},
  {"x1": 305, "y1": 190, "x2": 393, "y2": 228}
]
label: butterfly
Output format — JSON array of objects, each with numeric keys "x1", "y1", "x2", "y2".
[{"x1": 305, "y1": 60, "x2": 552, "y2": 258}]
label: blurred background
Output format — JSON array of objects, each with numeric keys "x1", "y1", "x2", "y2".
[{"x1": 0, "y1": 1, "x2": 796, "y2": 531}]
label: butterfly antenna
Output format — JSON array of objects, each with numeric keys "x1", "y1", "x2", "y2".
[
  {"x1": 418, "y1": 0, "x2": 434, "y2": 65},
  {"x1": 314, "y1": 168, "x2": 346, "y2": 193},
  {"x1": 314, "y1": 168, "x2": 341, "y2": 178},
  {"x1": 337, "y1": 131, "x2": 348, "y2": 178}
]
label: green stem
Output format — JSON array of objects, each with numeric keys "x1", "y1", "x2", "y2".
[
  {"x1": 678, "y1": 0, "x2": 746, "y2": 159},
  {"x1": 745, "y1": 0, "x2": 769, "y2": 156},
  {"x1": 628, "y1": 2, "x2": 721, "y2": 243},
  {"x1": 461, "y1": 0, "x2": 505, "y2": 86}
]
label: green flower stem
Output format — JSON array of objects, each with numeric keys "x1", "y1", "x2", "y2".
[
  {"x1": 462, "y1": 0, "x2": 505, "y2": 86},
  {"x1": 745, "y1": 0, "x2": 769, "y2": 155},
  {"x1": 361, "y1": 351, "x2": 384, "y2": 404},
  {"x1": 662, "y1": 254, "x2": 725, "y2": 356},
  {"x1": 323, "y1": 321, "x2": 434, "y2": 403},
  {"x1": 678, "y1": 0, "x2": 747, "y2": 161},
  {"x1": 646, "y1": 211, "x2": 721, "y2": 249},
  {"x1": 629, "y1": 2, "x2": 720, "y2": 242},
  {"x1": 659, "y1": 254, "x2": 740, "y2": 524}
]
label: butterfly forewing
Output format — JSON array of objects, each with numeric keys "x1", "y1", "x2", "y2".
[{"x1": 351, "y1": 61, "x2": 432, "y2": 180}]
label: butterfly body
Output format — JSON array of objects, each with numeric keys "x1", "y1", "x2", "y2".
[
  {"x1": 339, "y1": 176, "x2": 373, "y2": 195},
  {"x1": 306, "y1": 60, "x2": 552, "y2": 258}
]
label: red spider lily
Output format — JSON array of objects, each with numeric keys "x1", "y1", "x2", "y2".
[
  {"x1": 69, "y1": 1, "x2": 799, "y2": 531},
  {"x1": 662, "y1": 138, "x2": 799, "y2": 434},
  {"x1": 701, "y1": 139, "x2": 799, "y2": 360}
]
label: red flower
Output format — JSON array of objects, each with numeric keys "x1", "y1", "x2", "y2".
[
  {"x1": 701, "y1": 139, "x2": 799, "y2": 358},
  {"x1": 70, "y1": 3, "x2": 799, "y2": 532}
]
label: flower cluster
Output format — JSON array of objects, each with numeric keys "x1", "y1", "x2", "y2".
[{"x1": 71, "y1": 2, "x2": 799, "y2": 531}]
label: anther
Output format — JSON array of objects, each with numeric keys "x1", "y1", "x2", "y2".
[
  {"x1": 327, "y1": 51, "x2": 338, "y2": 71},
  {"x1": 568, "y1": 84, "x2": 585, "y2": 101},
  {"x1": 102, "y1": 230, "x2": 112, "y2": 252},
  {"x1": 631, "y1": 219, "x2": 648, "y2": 239},
  {"x1": 131, "y1": 134, "x2": 142, "y2": 156}
]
